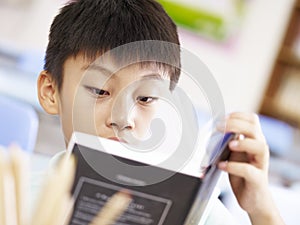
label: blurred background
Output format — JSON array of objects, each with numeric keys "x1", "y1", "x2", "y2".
[{"x1": 0, "y1": 0, "x2": 300, "y2": 224}]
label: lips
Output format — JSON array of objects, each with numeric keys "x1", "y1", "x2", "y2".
[{"x1": 107, "y1": 137, "x2": 127, "y2": 143}]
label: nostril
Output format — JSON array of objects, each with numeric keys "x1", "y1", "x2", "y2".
[
  {"x1": 124, "y1": 125, "x2": 133, "y2": 130},
  {"x1": 110, "y1": 122, "x2": 117, "y2": 127},
  {"x1": 109, "y1": 120, "x2": 134, "y2": 131}
]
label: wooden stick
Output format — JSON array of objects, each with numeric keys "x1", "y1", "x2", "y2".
[
  {"x1": 1, "y1": 148, "x2": 131, "y2": 225},
  {"x1": 90, "y1": 191, "x2": 132, "y2": 225},
  {"x1": 31, "y1": 155, "x2": 76, "y2": 225},
  {"x1": 3, "y1": 163, "x2": 18, "y2": 225},
  {"x1": 0, "y1": 149, "x2": 18, "y2": 225},
  {"x1": 0, "y1": 150, "x2": 6, "y2": 225},
  {"x1": 9, "y1": 145, "x2": 29, "y2": 225},
  {"x1": 51, "y1": 194, "x2": 74, "y2": 225}
]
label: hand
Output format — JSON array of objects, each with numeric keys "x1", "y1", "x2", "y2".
[{"x1": 218, "y1": 112, "x2": 285, "y2": 225}]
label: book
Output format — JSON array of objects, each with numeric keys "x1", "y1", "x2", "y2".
[{"x1": 65, "y1": 131, "x2": 235, "y2": 225}]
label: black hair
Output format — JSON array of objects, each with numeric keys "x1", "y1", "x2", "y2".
[{"x1": 44, "y1": 0, "x2": 180, "y2": 90}]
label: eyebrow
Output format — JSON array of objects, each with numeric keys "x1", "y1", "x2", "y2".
[
  {"x1": 140, "y1": 73, "x2": 164, "y2": 81},
  {"x1": 82, "y1": 64, "x2": 113, "y2": 77},
  {"x1": 82, "y1": 64, "x2": 164, "y2": 81}
]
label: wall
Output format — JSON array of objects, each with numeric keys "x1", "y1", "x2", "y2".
[
  {"x1": 0, "y1": 0, "x2": 296, "y2": 113},
  {"x1": 178, "y1": 0, "x2": 295, "y2": 112}
]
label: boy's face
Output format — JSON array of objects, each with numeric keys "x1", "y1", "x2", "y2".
[{"x1": 38, "y1": 54, "x2": 171, "y2": 145}]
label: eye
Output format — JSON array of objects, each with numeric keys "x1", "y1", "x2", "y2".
[
  {"x1": 136, "y1": 96, "x2": 158, "y2": 105},
  {"x1": 85, "y1": 86, "x2": 110, "y2": 97}
]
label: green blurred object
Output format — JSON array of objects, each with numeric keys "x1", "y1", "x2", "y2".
[{"x1": 157, "y1": 0, "x2": 244, "y2": 42}]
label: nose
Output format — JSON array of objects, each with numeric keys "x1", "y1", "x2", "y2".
[
  {"x1": 109, "y1": 115, "x2": 134, "y2": 131},
  {"x1": 106, "y1": 95, "x2": 135, "y2": 131}
]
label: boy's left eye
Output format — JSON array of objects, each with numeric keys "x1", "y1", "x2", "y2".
[{"x1": 136, "y1": 96, "x2": 158, "y2": 104}]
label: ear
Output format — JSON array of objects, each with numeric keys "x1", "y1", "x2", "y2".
[{"x1": 37, "y1": 70, "x2": 60, "y2": 115}]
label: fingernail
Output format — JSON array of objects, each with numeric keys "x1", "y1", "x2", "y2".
[
  {"x1": 218, "y1": 161, "x2": 227, "y2": 170},
  {"x1": 229, "y1": 140, "x2": 239, "y2": 148}
]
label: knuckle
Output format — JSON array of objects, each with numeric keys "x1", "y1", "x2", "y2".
[
  {"x1": 250, "y1": 113, "x2": 259, "y2": 124},
  {"x1": 247, "y1": 124, "x2": 257, "y2": 138}
]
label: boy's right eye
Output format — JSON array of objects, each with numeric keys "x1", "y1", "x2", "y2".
[{"x1": 85, "y1": 86, "x2": 110, "y2": 97}]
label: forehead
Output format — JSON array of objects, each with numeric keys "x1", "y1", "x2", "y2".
[{"x1": 63, "y1": 54, "x2": 170, "y2": 82}]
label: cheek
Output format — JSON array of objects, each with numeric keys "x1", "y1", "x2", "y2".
[
  {"x1": 59, "y1": 110, "x2": 73, "y2": 143},
  {"x1": 59, "y1": 89, "x2": 77, "y2": 142},
  {"x1": 134, "y1": 106, "x2": 157, "y2": 133},
  {"x1": 61, "y1": 88, "x2": 101, "y2": 136},
  {"x1": 93, "y1": 102, "x2": 110, "y2": 132}
]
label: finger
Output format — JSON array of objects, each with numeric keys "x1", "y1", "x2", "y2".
[
  {"x1": 227, "y1": 112, "x2": 266, "y2": 138},
  {"x1": 228, "y1": 112, "x2": 260, "y2": 124},
  {"x1": 224, "y1": 118, "x2": 264, "y2": 140},
  {"x1": 229, "y1": 139, "x2": 269, "y2": 162},
  {"x1": 218, "y1": 161, "x2": 261, "y2": 183}
]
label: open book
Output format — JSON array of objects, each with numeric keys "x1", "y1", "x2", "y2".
[{"x1": 65, "y1": 131, "x2": 235, "y2": 225}]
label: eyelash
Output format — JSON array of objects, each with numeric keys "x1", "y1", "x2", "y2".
[
  {"x1": 85, "y1": 86, "x2": 158, "y2": 104},
  {"x1": 85, "y1": 86, "x2": 110, "y2": 97},
  {"x1": 136, "y1": 96, "x2": 158, "y2": 105}
]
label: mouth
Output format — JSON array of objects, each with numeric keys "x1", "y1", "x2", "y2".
[{"x1": 107, "y1": 137, "x2": 127, "y2": 143}]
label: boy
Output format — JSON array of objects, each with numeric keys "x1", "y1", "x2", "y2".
[{"x1": 37, "y1": 0, "x2": 285, "y2": 224}]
